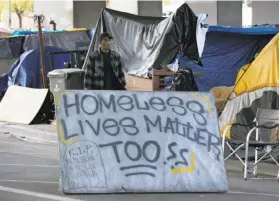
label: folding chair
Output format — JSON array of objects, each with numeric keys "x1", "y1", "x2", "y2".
[{"x1": 222, "y1": 108, "x2": 279, "y2": 181}]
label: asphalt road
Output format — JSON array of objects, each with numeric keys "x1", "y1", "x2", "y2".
[{"x1": 0, "y1": 133, "x2": 278, "y2": 201}]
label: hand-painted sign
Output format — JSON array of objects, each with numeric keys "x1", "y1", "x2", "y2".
[{"x1": 55, "y1": 90, "x2": 228, "y2": 193}]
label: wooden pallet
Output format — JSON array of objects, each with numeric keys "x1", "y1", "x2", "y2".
[{"x1": 152, "y1": 69, "x2": 174, "y2": 91}]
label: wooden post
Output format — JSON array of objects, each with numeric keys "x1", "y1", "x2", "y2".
[{"x1": 37, "y1": 15, "x2": 48, "y2": 88}]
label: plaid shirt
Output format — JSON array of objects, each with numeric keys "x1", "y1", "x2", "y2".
[{"x1": 84, "y1": 49, "x2": 126, "y2": 90}]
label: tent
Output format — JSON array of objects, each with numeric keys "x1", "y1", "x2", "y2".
[
  {"x1": 166, "y1": 26, "x2": 278, "y2": 91},
  {"x1": 0, "y1": 46, "x2": 71, "y2": 97},
  {"x1": 85, "y1": 3, "x2": 201, "y2": 77},
  {"x1": 23, "y1": 30, "x2": 90, "y2": 52},
  {"x1": 219, "y1": 33, "x2": 279, "y2": 140}
]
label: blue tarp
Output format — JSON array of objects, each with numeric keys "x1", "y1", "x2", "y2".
[
  {"x1": 0, "y1": 46, "x2": 70, "y2": 96},
  {"x1": 11, "y1": 30, "x2": 65, "y2": 37},
  {"x1": 208, "y1": 26, "x2": 279, "y2": 35},
  {"x1": 166, "y1": 27, "x2": 277, "y2": 91}
]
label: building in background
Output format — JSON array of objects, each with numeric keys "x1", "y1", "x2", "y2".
[
  {"x1": 33, "y1": 0, "x2": 162, "y2": 30},
  {"x1": 252, "y1": 1, "x2": 279, "y2": 25},
  {"x1": 3, "y1": 0, "x2": 277, "y2": 30},
  {"x1": 163, "y1": 0, "x2": 278, "y2": 27}
]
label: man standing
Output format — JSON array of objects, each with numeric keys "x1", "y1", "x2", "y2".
[{"x1": 84, "y1": 32, "x2": 126, "y2": 90}]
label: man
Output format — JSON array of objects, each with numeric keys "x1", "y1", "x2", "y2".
[{"x1": 84, "y1": 32, "x2": 126, "y2": 90}]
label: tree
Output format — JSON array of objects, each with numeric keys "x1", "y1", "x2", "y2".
[
  {"x1": 246, "y1": 0, "x2": 252, "y2": 7},
  {"x1": 0, "y1": 1, "x2": 8, "y2": 22},
  {"x1": 12, "y1": 0, "x2": 33, "y2": 28}
]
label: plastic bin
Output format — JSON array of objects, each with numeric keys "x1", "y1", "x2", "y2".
[{"x1": 48, "y1": 68, "x2": 85, "y2": 93}]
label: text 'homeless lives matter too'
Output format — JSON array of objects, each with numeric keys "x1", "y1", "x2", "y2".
[{"x1": 59, "y1": 92, "x2": 222, "y2": 162}]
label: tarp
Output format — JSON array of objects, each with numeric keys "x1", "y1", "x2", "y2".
[
  {"x1": 23, "y1": 31, "x2": 90, "y2": 52},
  {"x1": 166, "y1": 29, "x2": 276, "y2": 91},
  {"x1": 0, "y1": 36, "x2": 25, "y2": 59},
  {"x1": 219, "y1": 33, "x2": 279, "y2": 140},
  {"x1": 85, "y1": 3, "x2": 201, "y2": 77},
  {"x1": 0, "y1": 46, "x2": 71, "y2": 96},
  {"x1": 11, "y1": 29, "x2": 89, "y2": 37},
  {"x1": 11, "y1": 30, "x2": 65, "y2": 37},
  {"x1": 208, "y1": 26, "x2": 279, "y2": 35},
  {"x1": 0, "y1": 39, "x2": 13, "y2": 59}
]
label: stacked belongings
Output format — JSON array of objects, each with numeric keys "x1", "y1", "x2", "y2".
[{"x1": 170, "y1": 68, "x2": 199, "y2": 91}]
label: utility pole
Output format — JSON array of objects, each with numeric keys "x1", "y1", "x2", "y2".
[{"x1": 8, "y1": 0, "x2": 11, "y2": 27}]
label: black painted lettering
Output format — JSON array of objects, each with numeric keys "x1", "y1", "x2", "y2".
[
  {"x1": 78, "y1": 120, "x2": 84, "y2": 135},
  {"x1": 77, "y1": 147, "x2": 82, "y2": 155},
  {"x1": 163, "y1": 117, "x2": 175, "y2": 134},
  {"x1": 85, "y1": 119, "x2": 101, "y2": 136},
  {"x1": 60, "y1": 119, "x2": 78, "y2": 140},
  {"x1": 99, "y1": 141, "x2": 123, "y2": 163},
  {"x1": 142, "y1": 141, "x2": 161, "y2": 163},
  {"x1": 167, "y1": 142, "x2": 177, "y2": 161},
  {"x1": 143, "y1": 115, "x2": 162, "y2": 133},
  {"x1": 86, "y1": 145, "x2": 92, "y2": 154},
  {"x1": 183, "y1": 122, "x2": 197, "y2": 142},
  {"x1": 175, "y1": 149, "x2": 189, "y2": 167},
  {"x1": 102, "y1": 119, "x2": 120, "y2": 136},
  {"x1": 63, "y1": 94, "x2": 80, "y2": 117},
  {"x1": 119, "y1": 117, "x2": 139, "y2": 136},
  {"x1": 149, "y1": 97, "x2": 166, "y2": 111},
  {"x1": 206, "y1": 129, "x2": 221, "y2": 161},
  {"x1": 124, "y1": 141, "x2": 142, "y2": 161},
  {"x1": 81, "y1": 95, "x2": 99, "y2": 115},
  {"x1": 98, "y1": 95, "x2": 117, "y2": 113},
  {"x1": 133, "y1": 94, "x2": 150, "y2": 110},
  {"x1": 196, "y1": 129, "x2": 207, "y2": 147},
  {"x1": 166, "y1": 97, "x2": 187, "y2": 116},
  {"x1": 195, "y1": 128, "x2": 221, "y2": 161},
  {"x1": 186, "y1": 101, "x2": 207, "y2": 126},
  {"x1": 117, "y1": 95, "x2": 134, "y2": 111},
  {"x1": 68, "y1": 149, "x2": 76, "y2": 157},
  {"x1": 173, "y1": 118, "x2": 185, "y2": 137}
]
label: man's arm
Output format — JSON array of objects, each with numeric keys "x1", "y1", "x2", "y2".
[
  {"x1": 84, "y1": 54, "x2": 95, "y2": 90},
  {"x1": 117, "y1": 55, "x2": 126, "y2": 87}
]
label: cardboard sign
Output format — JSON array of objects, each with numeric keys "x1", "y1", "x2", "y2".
[{"x1": 55, "y1": 90, "x2": 228, "y2": 193}]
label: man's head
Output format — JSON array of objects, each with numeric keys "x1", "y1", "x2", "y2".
[{"x1": 99, "y1": 32, "x2": 113, "y2": 52}]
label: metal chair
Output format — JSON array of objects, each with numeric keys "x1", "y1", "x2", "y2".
[{"x1": 222, "y1": 108, "x2": 279, "y2": 180}]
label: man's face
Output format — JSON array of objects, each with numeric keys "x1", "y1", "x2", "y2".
[{"x1": 100, "y1": 37, "x2": 111, "y2": 51}]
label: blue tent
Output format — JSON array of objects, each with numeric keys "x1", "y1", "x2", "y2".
[
  {"x1": 0, "y1": 46, "x2": 70, "y2": 96},
  {"x1": 167, "y1": 26, "x2": 279, "y2": 91}
]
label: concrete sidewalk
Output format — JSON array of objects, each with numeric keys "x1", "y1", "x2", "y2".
[{"x1": 0, "y1": 121, "x2": 278, "y2": 177}]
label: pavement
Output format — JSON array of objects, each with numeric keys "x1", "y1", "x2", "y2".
[{"x1": 0, "y1": 121, "x2": 278, "y2": 201}]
